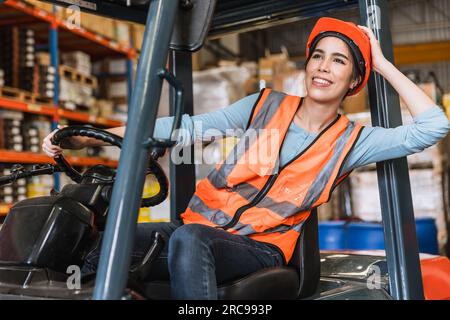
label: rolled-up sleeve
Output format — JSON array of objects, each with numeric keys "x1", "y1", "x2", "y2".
[{"x1": 343, "y1": 106, "x2": 450, "y2": 172}]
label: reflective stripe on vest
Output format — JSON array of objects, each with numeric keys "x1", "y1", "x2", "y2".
[{"x1": 181, "y1": 88, "x2": 363, "y2": 262}]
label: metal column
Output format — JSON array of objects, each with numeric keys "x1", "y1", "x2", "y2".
[
  {"x1": 126, "y1": 57, "x2": 134, "y2": 104},
  {"x1": 168, "y1": 51, "x2": 196, "y2": 222},
  {"x1": 49, "y1": 17, "x2": 60, "y2": 191},
  {"x1": 359, "y1": 0, "x2": 424, "y2": 300},
  {"x1": 93, "y1": 0, "x2": 178, "y2": 300}
]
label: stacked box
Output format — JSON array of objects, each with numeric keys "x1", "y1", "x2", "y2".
[
  {"x1": 27, "y1": 175, "x2": 53, "y2": 199},
  {"x1": 0, "y1": 165, "x2": 28, "y2": 204},
  {"x1": 105, "y1": 79, "x2": 128, "y2": 99},
  {"x1": 93, "y1": 58, "x2": 128, "y2": 75},
  {"x1": 22, "y1": 123, "x2": 40, "y2": 153},
  {"x1": 4, "y1": 119, "x2": 24, "y2": 152},
  {"x1": 23, "y1": 116, "x2": 51, "y2": 152},
  {"x1": 98, "y1": 77, "x2": 127, "y2": 119},
  {"x1": 130, "y1": 23, "x2": 145, "y2": 51},
  {"x1": 95, "y1": 99, "x2": 114, "y2": 118},
  {"x1": 0, "y1": 27, "x2": 15, "y2": 87},
  {"x1": 37, "y1": 65, "x2": 55, "y2": 99},
  {"x1": 3, "y1": 119, "x2": 23, "y2": 152},
  {"x1": 59, "y1": 78, "x2": 95, "y2": 111},
  {"x1": 114, "y1": 21, "x2": 131, "y2": 46},
  {"x1": 18, "y1": 29, "x2": 35, "y2": 92},
  {"x1": 0, "y1": 110, "x2": 24, "y2": 152},
  {"x1": 61, "y1": 51, "x2": 91, "y2": 76},
  {"x1": 36, "y1": 52, "x2": 51, "y2": 66},
  {"x1": 0, "y1": 27, "x2": 35, "y2": 91}
]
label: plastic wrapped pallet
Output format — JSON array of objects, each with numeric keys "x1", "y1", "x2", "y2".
[
  {"x1": 107, "y1": 80, "x2": 128, "y2": 99},
  {"x1": 273, "y1": 69, "x2": 306, "y2": 97},
  {"x1": 192, "y1": 65, "x2": 252, "y2": 115},
  {"x1": 93, "y1": 58, "x2": 128, "y2": 75},
  {"x1": 61, "y1": 51, "x2": 92, "y2": 77},
  {"x1": 60, "y1": 78, "x2": 95, "y2": 110},
  {"x1": 350, "y1": 168, "x2": 447, "y2": 251}
]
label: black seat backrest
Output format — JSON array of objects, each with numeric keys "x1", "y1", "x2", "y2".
[{"x1": 288, "y1": 208, "x2": 320, "y2": 298}]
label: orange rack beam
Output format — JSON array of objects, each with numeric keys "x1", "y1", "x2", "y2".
[
  {"x1": 0, "y1": 97, "x2": 124, "y2": 127},
  {"x1": 0, "y1": 150, "x2": 119, "y2": 167},
  {"x1": 0, "y1": 97, "x2": 56, "y2": 116},
  {"x1": 58, "y1": 109, "x2": 123, "y2": 127}
]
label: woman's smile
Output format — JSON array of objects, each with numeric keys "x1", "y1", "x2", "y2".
[{"x1": 312, "y1": 76, "x2": 333, "y2": 88}]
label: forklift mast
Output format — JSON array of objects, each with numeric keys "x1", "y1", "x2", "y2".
[{"x1": 3, "y1": 0, "x2": 424, "y2": 300}]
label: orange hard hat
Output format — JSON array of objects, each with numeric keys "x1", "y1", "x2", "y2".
[{"x1": 306, "y1": 17, "x2": 372, "y2": 96}]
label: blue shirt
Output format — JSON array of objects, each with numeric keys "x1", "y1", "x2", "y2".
[{"x1": 154, "y1": 93, "x2": 450, "y2": 174}]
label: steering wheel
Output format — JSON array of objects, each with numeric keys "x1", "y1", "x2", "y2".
[{"x1": 51, "y1": 125, "x2": 168, "y2": 207}]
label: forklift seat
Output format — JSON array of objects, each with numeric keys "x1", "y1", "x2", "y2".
[{"x1": 143, "y1": 209, "x2": 320, "y2": 300}]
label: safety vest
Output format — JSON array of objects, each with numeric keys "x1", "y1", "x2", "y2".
[{"x1": 181, "y1": 88, "x2": 363, "y2": 263}]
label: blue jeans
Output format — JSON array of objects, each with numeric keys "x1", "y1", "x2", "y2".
[{"x1": 82, "y1": 222, "x2": 284, "y2": 300}]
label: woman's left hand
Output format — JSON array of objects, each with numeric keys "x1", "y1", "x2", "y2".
[{"x1": 357, "y1": 25, "x2": 389, "y2": 74}]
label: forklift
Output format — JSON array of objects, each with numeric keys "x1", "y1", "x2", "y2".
[{"x1": 0, "y1": 0, "x2": 448, "y2": 300}]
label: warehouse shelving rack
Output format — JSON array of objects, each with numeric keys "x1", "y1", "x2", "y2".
[{"x1": 0, "y1": 0, "x2": 135, "y2": 215}]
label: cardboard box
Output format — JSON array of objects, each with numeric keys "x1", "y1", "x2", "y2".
[
  {"x1": 80, "y1": 12, "x2": 115, "y2": 40},
  {"x1": 130, "y1": 23, "x2": 145, "y2": 50},
  {"x1": 258, "y1": 52, "x2": 290, "y2": 83},
  {"x1": 107, "y1": 80, "x2": 128, "y2": 99},
  {"x1": 96, "y1": 99, "x2": 114, "y2": 118},
  {"x1": 94, "y1": 58, "x2": 128, "y2": 75},
  {"x1": 61, "y1": 51, "x2": 92, "y2": 76},
  {"x1": 114, "y1": 21, "x2": 131, "y2": 46},
  {"x1": 273, "y1": 69, "x2": 306, "y2": 97},
  {"x1": 36, "y1": 52, "x2": 51, "y2": 66}
]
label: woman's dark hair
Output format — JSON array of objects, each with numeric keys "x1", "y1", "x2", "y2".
[{"x1": 304, "y1": 35, "x2": 363, "y2": 96}]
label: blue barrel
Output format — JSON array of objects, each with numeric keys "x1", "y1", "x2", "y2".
[
  {"x1": 318, "y1": 221, "x2": 346, "y2": 250},
  {"x1": 415, "y1": 217, "x2": 439, "y2": 255},
  {"x1": 343, "y1": 218, "x2": 439, "y2": 254},
  {"x1": 347, "y1": 222, "x2": 385, "y2": 250}
]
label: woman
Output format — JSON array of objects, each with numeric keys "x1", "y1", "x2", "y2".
[{"x1": 42, "y1": 17, "x2": 449, "y2": 299}]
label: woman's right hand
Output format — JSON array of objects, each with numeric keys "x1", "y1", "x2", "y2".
[{"x1": 42, "y1": 125, "x2": 86, "y2": 158}]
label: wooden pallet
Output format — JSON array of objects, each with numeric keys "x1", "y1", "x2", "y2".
[
  {"x1": 0, "y1": 86, "x2": 25, "y2": 101},
  {"x1": 59, "y1": 65, "x2": 98, "y2": 88},
  {"x1": 0, "y1": 86, "x2": 53, "y2": 105},
  {"x1": 33, "y1": 95, "x2": 53, "y2": 105}
]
